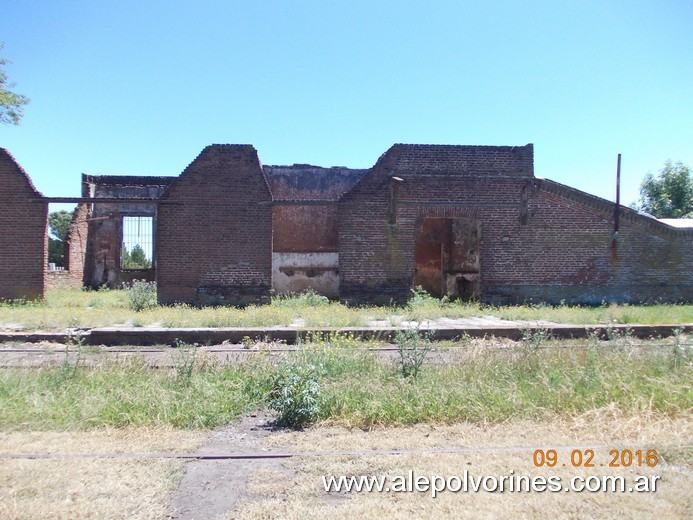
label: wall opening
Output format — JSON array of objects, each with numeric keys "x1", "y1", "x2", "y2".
[
  {"x1": 414, "y1": 217, "x2": 481, "y2": 300},
  {"x1": 121, "y1": 216, "x2": 154, "y2": 269}
]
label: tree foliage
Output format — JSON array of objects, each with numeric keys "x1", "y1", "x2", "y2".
[
  {"x1": 635, "y1": 161, "x2": 692, "y2": 218},
  {"x1": 49, "y1": 210, "x2": 73, "y2": 242},
  {"x1": 48, "y1": 210, "x2": 74, "y2": 267},
  {"x1": 122, "y1": 244, "x2": 152, "y2": 269},
  {"x1": 0, "y1": 43, "x2": 29, "y2": 125}
]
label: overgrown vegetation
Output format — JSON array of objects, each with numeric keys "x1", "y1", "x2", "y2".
[
  {"x1": 125, "y1": 280, "x2": 157, "y2": 311},
  {"x1": 0, "y1": 335, "x2": 690, "y2": 430},
  {"x1": 394, "y1": 328, "x2": 434, "y2": 379},
  {"x1": 269, "y1": 361, "x2": 321, "y2": 428},
  {"x1": 1, "y1": 287, "x2": 691, "y2": 330}
]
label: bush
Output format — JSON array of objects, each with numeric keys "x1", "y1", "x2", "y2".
[
  {"x1": 407, "y1": 286, "x2": 448, "y2": 308},
  {"x1": 269, "y1": 362, "x2": 321, "y2": 428},
  {"x1": 395, "y1": 328, "x2": 433, "y2": 379},
  {"x1": 126, "y1": 280, "x2": 157, "y2": 311},
  {"x1": 273, "y1": 288, "x2": 329, "y2": 307}
]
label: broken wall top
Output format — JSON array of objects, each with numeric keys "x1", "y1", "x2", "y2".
[
  {"x1": 160, "y1": 144, "x2": 271, "y2": 202},
  {"x1": 82, "y1": 174, "x2": 176, "y2": 198},
  {"x1": 264, "y1": 165, "x2": 368, "y2": 201},
  {"x1": 377, "y1": 143, "x2": 535, "y2": 177},
  {"x1": 0, "y1": 148, "x2": 44, "y2": 198}
]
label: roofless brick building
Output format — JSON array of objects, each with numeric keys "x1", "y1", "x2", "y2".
[{"x1": 1, "y1": 143, "x2": 691, "y2": 305}]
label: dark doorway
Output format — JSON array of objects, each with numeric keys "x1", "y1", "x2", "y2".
[{"x1": 414, "y1": 218, "x2": 481, "y2": 300}]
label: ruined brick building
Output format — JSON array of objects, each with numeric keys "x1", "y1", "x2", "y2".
[{"x1": 1, "y1": 144, "x2": 691, "y2": 305}]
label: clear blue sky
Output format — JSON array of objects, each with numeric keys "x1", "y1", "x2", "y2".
[{"x1": 1, "y1": 0, "x2": 691, "y2": 210}]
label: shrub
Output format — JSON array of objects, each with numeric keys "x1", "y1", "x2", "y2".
[
  {"x1": 126, "y1": 280, "x2": 157, "y2": 311},
  {"x1": 273, "y1": 288, "x2": 330, "y2": 307},
  {"x1": 408, "y1": 286, "x2": 448, "y2": 308},
  {"x1": 394, "y1": 328, "x2": 433, "y2": 379},
  {"x1": 269, "y1": 362, "x2": 321, "y2": 428},
  {"x1": 171, "y1": 340, "x2": 197, "y2": 386}
]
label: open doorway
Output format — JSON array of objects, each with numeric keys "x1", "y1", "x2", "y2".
[{"x1": 413, "y1": 218, "x2": 481, "y2": 300}]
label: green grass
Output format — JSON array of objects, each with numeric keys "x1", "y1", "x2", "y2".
[
  {"x1": 0, "y1": 338, "x2": 690, "y2": 430},
  {"x1": 0, "y1": 356, "x2": 275, "y2": 430},
  {"x1": 0, "y1": 288, "x2": 691, "y2": 331}
]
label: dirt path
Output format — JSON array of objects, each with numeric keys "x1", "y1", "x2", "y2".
[{"x1": 166, "y1": 411, "x2": 290, "y2": 520}]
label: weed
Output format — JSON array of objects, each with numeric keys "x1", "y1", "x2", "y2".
[
  {"x1": 269, "y1": 362, "x2": 321, "y2": 428},
  {"x1": 395, "y1": 328, "x2": 433, "y2": 379},
  {"x1": 521, "y1": 327, "x2": 551, "y2": 349},
  {"x1": 2, "y1": 288, "x2": 692, "y2": 330},
  {"x1": 274, "y1": 288, "x2": 330, "y2": 307},
  {"x1": 407, "y1": 286, "x2": 450, "y2": 309},
  {"x1": 0, "y1": 337, "x2": 690, "y2": 430},
  {"x1": 126, "y1": 280, "x2": 157, "y2": 312},
  {"x1": 171, "y1": 340, "x2": 197, "y2": 386},
  {"x1": 54, "y1": 333, "x2": 84, "y2": 383},
  {"x1": 670, "y1": 328, "x2": 691, "y2": 369}
]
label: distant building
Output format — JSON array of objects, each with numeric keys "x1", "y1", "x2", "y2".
[{"x1": 1, "y1": 143, "x2": 691, "y2": 305}]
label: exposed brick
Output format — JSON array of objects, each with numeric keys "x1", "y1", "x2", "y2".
[
  {"x1": 0, "y1": 148, "x2": 47, "y2": 300},
  {"x1": 156, "y1": 145, "x2": 273, "y2": 305},
  {"x1": 3, "y1": 142, "x2": 691, "y2": 307}
]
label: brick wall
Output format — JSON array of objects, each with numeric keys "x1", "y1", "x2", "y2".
[
  {"x1": 64, "y1": 203, "x2": 89, "y2": 287},
  {"x1": 387, "y1": 143, "x2": 534, "y2": 176},
  {"x1": 82, "y1": 175, "x2": 171, "y2": 287},
  {"x1": 0, "y1": 148, "x2": 47, "y2": 300},
  {"x1": 339, "y1": 144, "x2": 692, "y2": 305},
  {"x1": 157, "y1": 145, "x2": 273, "y2": 305},
  {"x1": 482, "y1": 180, "x2": 693, "y2": 304}
]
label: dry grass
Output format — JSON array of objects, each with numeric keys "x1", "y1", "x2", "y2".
[
  {"x1": 1, "y1": 288, "x2": 691, "y2": 331},
  {"x1": 0, "y1": 428, "x2": 206, "y2": 520},
  {"x1": 0, "y1": 414, "x2": 689, "y2": 518},
  {"x1": 234, "y1": 412, "x2": 692, "y2": 519}
]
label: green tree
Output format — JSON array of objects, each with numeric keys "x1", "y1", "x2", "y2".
[
  {"x1": 0, "y1": 43, "x2": 29, "y2": 125},
  {"x1": 635, "y1": 161, "x2": 692, "y2": 218},
  {"x1": 48, "y1": 210, "x2": 74, "y2": 267},
  {"x1": 122, "y1": 244, "x2": 152, "y2": 269}
]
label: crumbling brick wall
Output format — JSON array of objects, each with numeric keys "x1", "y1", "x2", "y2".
[
  {"x1": 157, "y1": 145, "x2": 273, "y2": 305},
  {"x1": 481, "y1": 179, "x2": 693, "y2": 304},
  {"x1": 81, "y1": 175, "x2": 172, "y2": 288},
  {"x1": 339, "y1": 143, "x2": 692, "y2": 305},
  {"x1": 266, "y1": 165, "x2": 367, "y2": 298},
  {"x1": 0, "y1": 148, "x2": 47, "y2": 300},
  {"x1": 65, "y1": 203, "x2": 90, "y2": 286},
  {"x1": 338, "y1": 144, "x2": 535, "y2": 304}
]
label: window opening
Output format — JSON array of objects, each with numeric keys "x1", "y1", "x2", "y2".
[{"x1": 121, "y1": 216, "x2": 153, "y2": 269}]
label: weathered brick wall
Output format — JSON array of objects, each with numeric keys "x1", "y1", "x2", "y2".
[
  {"x1": 266, "y1": 165, "x2": 366, "y2": 298},
  {"x1": 339, "y1": 144, "x2": 692, "y2": 305},
  {"x1": 82, "y1": 175, "x2": 172, "y2": 287},
  {"x1": 0, "y1": 148, "x2": 47, "y2": 300},
  {"x1": 387, "y1": 143, "x2": 534, "y2": 176},
  {"x1": 273, "y1": 205, "x2": 338, "y2": 253},
  {"x1": 45, "y1": 271, "x2": 78, "y2": 290},
  {"x1": 482, "y1": 180, "x2": 693, "y2": 304},
  {"x1": 64, "y1": 203, "x2": 90, "y2": 287},
  {"x1": 157, "y1": 145, "x2": 273, "y2": 305},
  {"x1": 267, "y1": 165, "x2": 366, "y2": 252}
]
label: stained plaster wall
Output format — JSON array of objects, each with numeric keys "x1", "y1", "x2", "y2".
[{"x1": 265, "y1": 165, "x2": 366, "y2": 298}]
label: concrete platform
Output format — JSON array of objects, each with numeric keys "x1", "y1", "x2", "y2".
[{"x1": 0, "y1": 321, "x2": 689, "y2": 346}]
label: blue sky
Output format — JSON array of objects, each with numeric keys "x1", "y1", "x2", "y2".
[{"x1": 1, "y1": 0, "x2": 691, "y2": 210}]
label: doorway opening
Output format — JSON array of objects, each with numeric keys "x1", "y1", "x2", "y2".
[{"x1": 413, "y1": 218, "x2": 481, "y2": 300}]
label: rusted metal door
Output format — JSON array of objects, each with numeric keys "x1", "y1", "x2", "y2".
[
  {"x1": 414, "y1": 218, "x2": 447, "y2": 297},
  {"x1": 414, "y1": 218, "x2": 481, "y2": 300}
]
